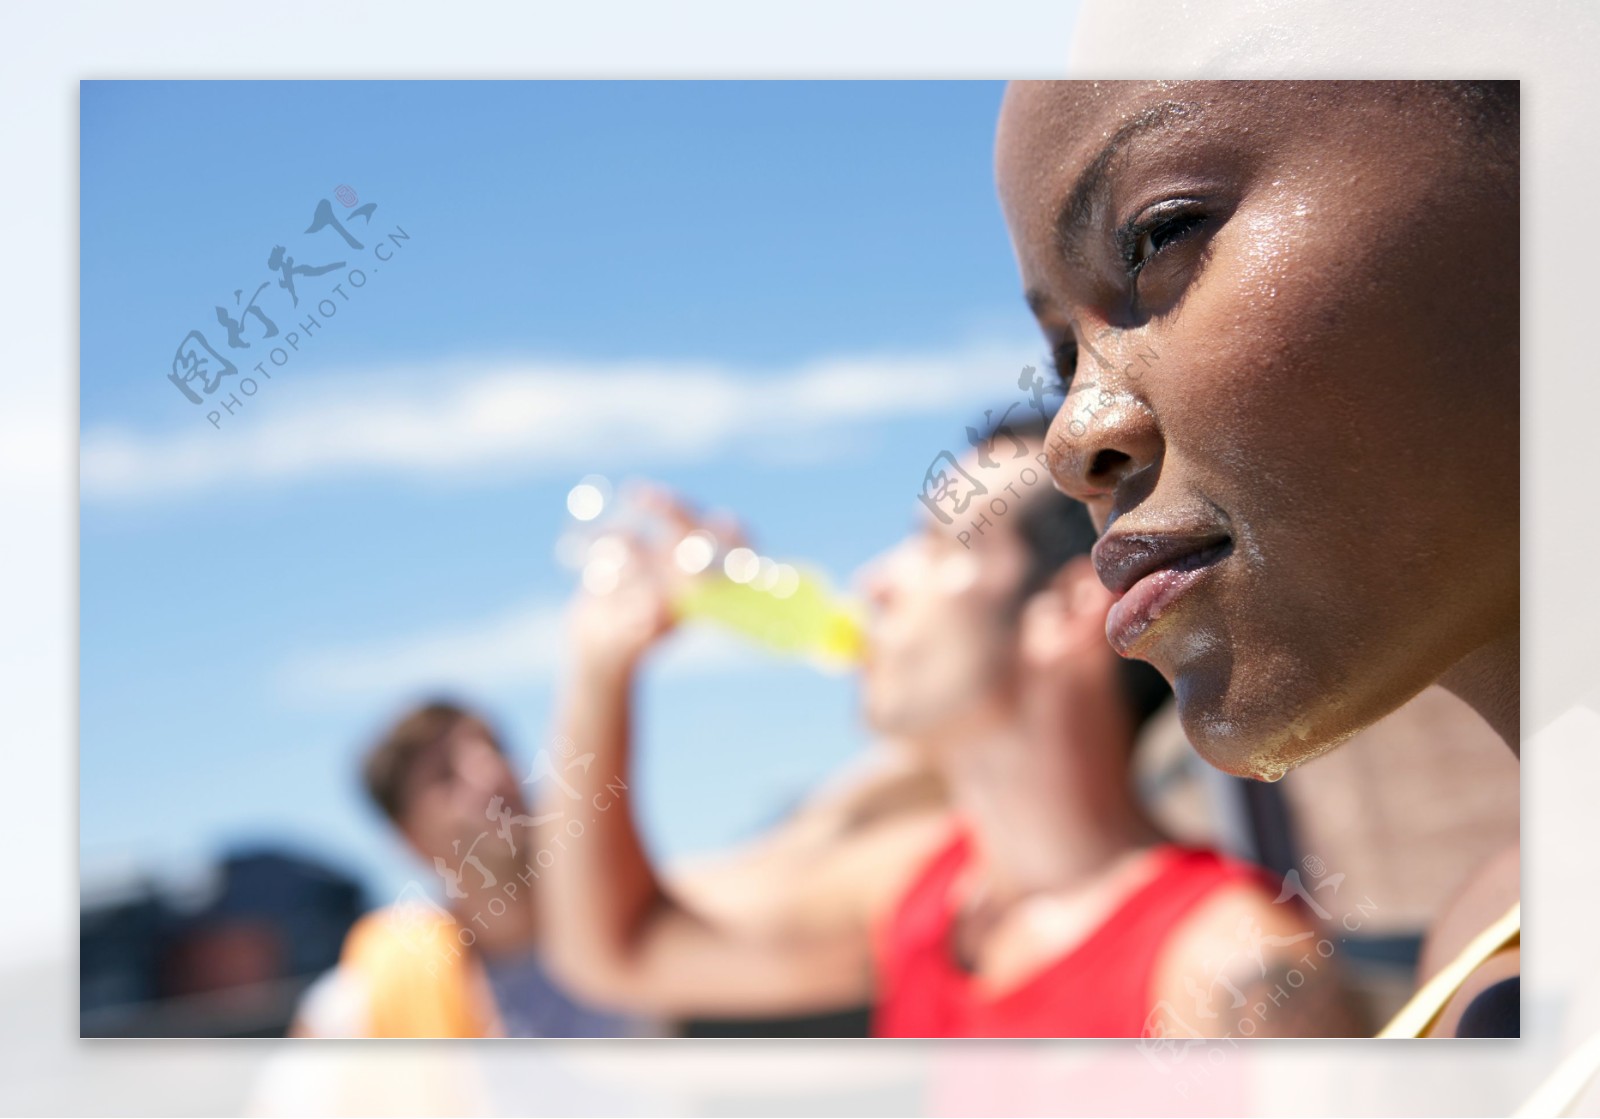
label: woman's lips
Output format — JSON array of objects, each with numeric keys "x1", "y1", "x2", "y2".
[{"x1": 1102, "y1": 539, "x2": 1231, "y2": 656}]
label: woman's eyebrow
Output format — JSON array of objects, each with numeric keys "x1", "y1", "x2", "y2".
[{"x1": 1054, "y1": 100, "x2": 1196, "y2": 249}]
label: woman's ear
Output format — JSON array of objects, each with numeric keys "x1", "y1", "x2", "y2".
[{"x1": 1018, "y1": 555, "x2": 1114, "y2": 670}]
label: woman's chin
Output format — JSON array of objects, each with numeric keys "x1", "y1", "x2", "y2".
[{"x1": 1176, "y1": 680, "x2": 1350, "y2": 782}]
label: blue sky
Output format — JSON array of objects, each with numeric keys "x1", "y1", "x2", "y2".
[{"x1": 80, "y1": 80, "x2": 1049, "y2": 905}]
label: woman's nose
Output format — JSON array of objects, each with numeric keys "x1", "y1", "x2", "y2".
[{"x1": 1043, "y1": 379, "x2": 1163, "y2": 508}]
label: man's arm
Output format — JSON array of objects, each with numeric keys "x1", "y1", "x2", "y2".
[
  {"x1": 669, "y1": 749, "x2": 947, "y2": 940},
  {"x1": 535, "y1": 498, "x2": 881, "y2": 1021},
  {"x1": 1147, "y1": 880, "x2": 1368, "y2": 1039}
]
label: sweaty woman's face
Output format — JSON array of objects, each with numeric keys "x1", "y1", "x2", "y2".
[{"x1": 995, "y1": 82, "x2": 1518, "y2": 780}]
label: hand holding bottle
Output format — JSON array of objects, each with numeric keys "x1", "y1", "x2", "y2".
[{"x1": 562, "y1": 479, "x2": 863, "y2": 673}]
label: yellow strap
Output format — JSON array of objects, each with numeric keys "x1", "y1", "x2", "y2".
[{"x1": 1376, "y1": 902, "x2": 1521, "y2": 1038}]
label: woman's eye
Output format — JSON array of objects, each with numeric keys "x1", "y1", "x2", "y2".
[
  {"x1": 1134, "y1": 228, "x2": 1161, "y2": 265},
  {"x1": 1130, "y1": 213, "x2": 1206, "y2": 272},
  {"x1": 1049, "y1": 344, "x2": 1078, "y2": 387}
]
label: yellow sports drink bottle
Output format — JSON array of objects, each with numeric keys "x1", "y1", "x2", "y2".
[
  {"x1": 561, "y1": 476, "x2": 865, "y2": 671},
  {"x1": 672, "y1": 551, "x2": 865, "y2": 671}
]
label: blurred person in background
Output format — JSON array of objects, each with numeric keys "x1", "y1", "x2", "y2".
[
  {"x1": 994, "y1": 80, "x2": 1519, "y2": 1035},
  {"x1": 289, "y1": 701, "x2": 649, "y2": 1037},
  {"x1": 667, "y1": 738, "x2": 946, "y2": 1035},
  {"x1": 538, "y1": 419, "x2": 1359, "y2": 1038}
]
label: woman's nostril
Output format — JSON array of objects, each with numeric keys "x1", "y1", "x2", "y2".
[{"x1": 1089, "y1": 449, "x2": 1130, "y2": 481}]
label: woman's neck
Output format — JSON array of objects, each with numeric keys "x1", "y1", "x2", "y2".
[{"x1": 1438, "y1": 629, "x2": 1521, "y2": 757}]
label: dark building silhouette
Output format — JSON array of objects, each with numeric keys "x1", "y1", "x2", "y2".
[{"x1": 80, "y1": 845, "x2": 367, "y2": 1037}]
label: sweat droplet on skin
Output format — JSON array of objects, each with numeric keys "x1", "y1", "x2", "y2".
[{"x1": 1170, "y1": 624, "x2": 1220, "y2": 662}]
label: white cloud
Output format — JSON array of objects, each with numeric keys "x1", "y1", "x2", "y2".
[
  {"x1": 81, "y1": 342, "x2": 1040, "y2": 502},
  {"x1": 277, "y1": 596, "x2": 774, "y2": 706}
]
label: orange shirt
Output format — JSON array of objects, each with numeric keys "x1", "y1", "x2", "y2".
[{"x1": 337, "y1": 905, "x2": 496, "y2": 1038}]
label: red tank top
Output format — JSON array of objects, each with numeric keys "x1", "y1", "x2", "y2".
[{"x1": 872, "y1": 831, "x2": 1269, "y2": 1037}]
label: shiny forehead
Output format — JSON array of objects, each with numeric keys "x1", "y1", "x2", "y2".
[
  {"x1": 996, "y1": 81, "x2": 1187, "y2": 191},
  {"x1": 995, "y1": 80, "x2": 1476, "y2": 185}
]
